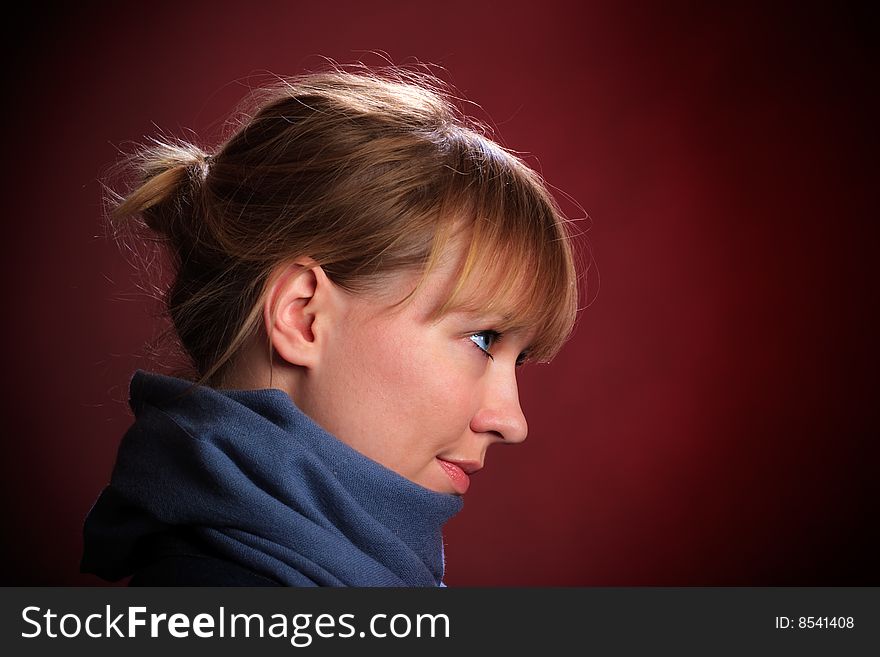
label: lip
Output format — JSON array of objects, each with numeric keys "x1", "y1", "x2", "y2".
[{"x1": 436, "y1": 458, "x2": 483, "y2": 495}]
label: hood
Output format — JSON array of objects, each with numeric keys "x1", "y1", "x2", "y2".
[{"x1": 81, "y1": 370, "x2": 463, "y2": 586}]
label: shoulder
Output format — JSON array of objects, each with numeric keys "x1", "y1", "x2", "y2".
[{"x1": 129, "y1": 528, "x2": 281, "y2": 587}]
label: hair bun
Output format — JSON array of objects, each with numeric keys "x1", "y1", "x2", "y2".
[{"x1": 110, "y1": 141, "x2": 213, "y2": 251}]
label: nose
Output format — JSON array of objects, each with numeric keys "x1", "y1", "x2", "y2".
[{"x1": 469, "y1": 368, "x2": 528, "y2": 444}]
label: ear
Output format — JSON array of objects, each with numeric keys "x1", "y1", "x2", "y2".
[{"x1": 264, "y1": 258, "x2": 338, "y2": 370}]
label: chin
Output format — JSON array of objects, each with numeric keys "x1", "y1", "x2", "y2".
[{"x1": 411, "y1": 468, "x2": 457, "y2": 496}]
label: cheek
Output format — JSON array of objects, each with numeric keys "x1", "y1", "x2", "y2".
[{"x1": 346, "y1": 324, "x2": 466, "y2": 424}]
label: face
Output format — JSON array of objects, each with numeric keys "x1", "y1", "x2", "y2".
[{"x1": 295, "y1": 245, "x2": 533, "y2": 495}]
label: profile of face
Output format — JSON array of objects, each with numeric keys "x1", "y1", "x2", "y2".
[{"x1": 265, "y1": 240, "x2": 533, "y2": 495}]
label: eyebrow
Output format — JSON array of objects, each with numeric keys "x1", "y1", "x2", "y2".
[{"x1": 446, "y1": 310, "x2": 533, "y2": 336}]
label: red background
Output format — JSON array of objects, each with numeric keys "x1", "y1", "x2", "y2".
[{"x1": 2, "y1": 1, "x2": 876, "y2": 585}]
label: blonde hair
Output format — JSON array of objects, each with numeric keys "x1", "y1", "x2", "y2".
[{"x1": 107, "y1": 65, "x2": 584, "y2": 388}]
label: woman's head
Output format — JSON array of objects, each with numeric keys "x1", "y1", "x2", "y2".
[{"x1": 109, "y1": 65, "x2": 583, "y2": 493}]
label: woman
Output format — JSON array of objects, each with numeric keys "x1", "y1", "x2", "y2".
[{"x1": 81, "y1": 65, "x2": 581, "y2": 586}]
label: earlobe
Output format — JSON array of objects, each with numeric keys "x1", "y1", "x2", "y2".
[{"x1": 264, "y1": 259, "x2": 323, "y2": 369}]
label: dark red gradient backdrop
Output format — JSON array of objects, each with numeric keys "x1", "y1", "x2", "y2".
[{"x1": 2, "y1": 1, "x2": 875, "y2": 585}]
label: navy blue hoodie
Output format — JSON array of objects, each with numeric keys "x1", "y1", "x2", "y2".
[{"x1": 81, "y1": 370, "x2": 463, "y2": 586}]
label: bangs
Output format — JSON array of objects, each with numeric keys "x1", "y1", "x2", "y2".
[{"x1": 403, "y1": 132, "x2": 581, "y2": 364}]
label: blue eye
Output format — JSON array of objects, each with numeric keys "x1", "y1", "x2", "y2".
[
  {"x1": 470, "y1": 331, "x2": 499, "y2": 359},
  {"x1": 470, "y1": 330, "x2": 530, "y2": 367}
]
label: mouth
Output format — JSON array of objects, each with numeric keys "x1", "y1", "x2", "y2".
[{"x1": 436, "y1": 458, "x2": 483, "y2": 495}]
